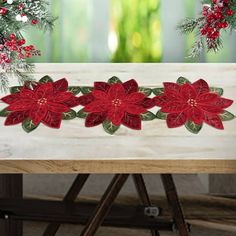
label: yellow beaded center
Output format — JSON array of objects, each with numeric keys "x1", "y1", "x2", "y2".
[
  {"x1": 37, "y1": 98, "x2": 47, "y2": 106},
  {"x1": 112, "y1": 98, "x2": 122, "y2": 107},
  {"x1": 187, "y1": 98, "x2": 197, "y2": 107}
]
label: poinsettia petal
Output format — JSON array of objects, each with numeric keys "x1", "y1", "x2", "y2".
[
  {"x1": 1, "y1": 93, "x2": 20, "y2": 104},
  {"x1": 84, "y1": 100, "x2": 109, "y2": 113},
  {"x1": 108, "y1": 83, "x2": 126, "y2": 100},
  {"x1": 126, "y1": 92, "x2": 146, "y2": 103},
  {"x1": 211, "y1": 97, "x2": 234, "y2": 109},
  {"x1": 42, "y1": 111, "x2": 62, "y2": 129},
  {"x1": 192, "y1": 79, "x2": 210, "y2": 95},
  {"x1": 139, "y1": 98, "x2": 156, "y2": 109},
  {"x1": 166, "y1": 112, "x2": 187, "y2": 128},
  {"x1": 197, "y1": 93, "x2": 218, "y2": 103},
  {"x1": 85, "y1": 112, "x2": 107, "y2": 127},
  {"x1": 30, "y1": 104, "x2": 47, "y2": 125},
  {"x1": 48, "y1": 92, "x2": 73, "y2": 103},
  {"x1": 123, "y1": 79, "x2": 138, "y2": 94},
  {"x1": 8, "y1": 99, "x2": 33, "y2": 111},
  {"x1": 20, "y1": 87, "x2": 35, "y2": 99},
  {"x1": 180, "y1": 83, "x2": 197, "y2": 100},
  {"x1": 35, "y1": 82, "x2": 54, "y2": 99},
  {"x1": 5, "y1": 111, "x2": 29, "y2": 126},
  {"x1": 187, "y1": 107, "x2": 203, "y2": 125},
  {"x1": 93, "y1": 90, "x2": 108, "y2": 100},
  {"x1": 153, "y1": 95, "x2": 171, "y2": 107},
  {"x1": 125, "y1": 104, "x2": 147, "y2": 115},
  {"x1": 122, "y1": 113, "x2": 141, "y2": 130},
  {"x1": 204, "y1": 114, "x2": 224, "y2": 130},
  {"x1": 47, "y1": 102, "x2": 70, "y2": 113},
  {"x1": 53, "y1": 78, "x2": 68, "y2": 92},
  {"x1": 163, "y1": 82, "x2": 182, "y2": 100},
  {"x1": 164, "y1": 82, "x2": 181, "y2": 93},
  {"x1": 198, "y1": 104, "x2": 224, "y2": 114},
  {"x1": 161, "y1": 101, "x2": 189, "y2": 113},
  {"x1": 77, "y1": 93, "x2": 95, "y2": 106},
  {"x1": 94, "y1": 82, "x2": 110, "y2": 92},
  {"x1": 64, "y1": 96, "x2": 81, "y2": 107},
  {"x1": 107, "y1": 107, "x2": 125, "y2": 126}
]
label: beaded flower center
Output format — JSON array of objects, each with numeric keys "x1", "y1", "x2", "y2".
[
  {"x1": 37, "y1": 98, "x2": 48, "y2": 106},
  {"x1": 187, "y1": 98, "x2": 197, "y2": 107},
  {"x1": 112, "y1": 98, "x2": 122, "y2": 107}
]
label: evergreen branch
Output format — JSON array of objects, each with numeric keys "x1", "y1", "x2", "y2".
[{"x1": 177, "y1": 17, "x2": 204, "y2": 34}]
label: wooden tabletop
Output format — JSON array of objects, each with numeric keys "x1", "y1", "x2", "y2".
[{"x1": 0, "y1": 63, "x2": 235, "y2": 173}]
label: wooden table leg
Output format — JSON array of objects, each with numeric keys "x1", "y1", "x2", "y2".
[
  {"x1": 132, "y1": 174, "x2": 160, "y2": 236},
  {"x1": 80, "y1": 174, "x2": 129, "y2": 236},
  {"x1": 161, "y1": 174, "x2": 189, "y2": 236},
  {"x1": 0, "y1": 174, "x2": 23, "y2": 236},
  {"x1": 43, "y1": 174, "x2": 90, "y2": 236}
]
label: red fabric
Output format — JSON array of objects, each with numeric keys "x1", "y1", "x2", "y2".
[
  {"x1": 1, "y1": 79, "x2": 80, "y2": 129},
  {"x1": 79, "y1": 79, "x2": 155, "y2": 129},
  {"x1": 154, "y1": 79, "x2": 233, "y2": 130}
]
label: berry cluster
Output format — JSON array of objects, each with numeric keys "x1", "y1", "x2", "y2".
[
  {"x1": 0, "y1": 34, "x2": 40, "y2": 68},
  {"x1": 0, "y1": 0, "x2": 39, "y2": 25},
  {"x1": 201, "y1": 0, "x2": 234, "y2": 42}
]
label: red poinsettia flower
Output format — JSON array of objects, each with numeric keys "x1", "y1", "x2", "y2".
[
  {"x1": 1, "y1": 79, "x2": 80, "y2": 128},
  {"x1": 78, "y1": 79, "x2": 155, "y2": 130},
  {"x1": 154, "y1": 79, "x2": 233, "y2": 130}
]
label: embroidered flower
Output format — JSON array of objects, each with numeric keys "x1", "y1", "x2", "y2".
[
  {"x1": 1, "y1": 77, "x2": 80, "y2": 131},
  {"x1": 78, "y1": 78, "x2": 155, "y2": 134},
  {"x1": 154, "y1": 78, "x2": 234, "y2": 133}
]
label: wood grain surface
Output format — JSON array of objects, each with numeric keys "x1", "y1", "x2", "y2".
[{"x1": 0, "y1": 63, "x2": 235, "y2": 173}]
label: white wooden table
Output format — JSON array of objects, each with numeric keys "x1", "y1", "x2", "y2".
[
  {"x1": 0, "y1": 63, "x2": 235, "y2": 236},
  {"x1": 0, "y1": 63, "x2": 235, "y2": 174}
]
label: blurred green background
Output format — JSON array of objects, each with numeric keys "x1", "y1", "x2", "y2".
[{"x1": 24, "y1": 0, "x2": 236, "y2": 63}]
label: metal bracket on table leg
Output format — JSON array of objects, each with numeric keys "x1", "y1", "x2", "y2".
[{"x1": 144, "y1": 207, "x2": 161, "y2": 218}]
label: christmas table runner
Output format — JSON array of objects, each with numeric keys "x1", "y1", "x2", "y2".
[{"x1": 0, "y1": 75, "x2": 234, "y2": 135}]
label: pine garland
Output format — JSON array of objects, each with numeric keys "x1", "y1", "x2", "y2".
[
  {"x1": 177, "y1": 0, "x2": 236, "y2": 58},
  {"x1": 0, "y1": 0, "x2": 56, "y2": 91}
]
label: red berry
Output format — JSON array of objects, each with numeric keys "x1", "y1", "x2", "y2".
[
  {"x1": 9, "y1": 34, "x2": 15, "y2": 40},
  {"x1": 223, "y1": 21, "x2": 229, "y2": 28},
  {"x1": 207, "y1": 27, "x2": 214, "y2": 34},
  {"x1": 0, "y1": 8, "x2": 7, "y2": 15},
  {"x1": 227, "y1": 9, "x2": 234, "y2": 16},
  {"x1": 31, "y1": 19, "x2": 38, "y2": 25},
  {"x1": 215, "y1": 12, "x2": 223, "y2": 19},
  {"x1": 224, "y1": 0, "x2": 229, "y2": 3},
  {"x1": 10, "y1": 45, "x2": 17, "y2": 51},
  {"x1": 19, "y1": 53, "x2": 24, "y2": 59},
  {"x1": 26, "y1": 52, "x2": 31, "y2": 58},
  {"x1": 5, "y1": 58, "x2": 11, "y2": 63},
  {"x1": 201, "y1": 28, "x2": 207, "y2": 35},
  {"x1": 18, "y1": 39, "x2": 26, "y2": 46}
]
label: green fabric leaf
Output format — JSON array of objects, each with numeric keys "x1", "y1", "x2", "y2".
[
  {"x1": 156, "y1": 110, "x2": 168, "y2": 120},
  {"x1": 210, "y1": 87, "x2": 224, "y2": 96},
  {"x1": 139, "y1": 87, "x2": 152, "y2": 96},
  {"x1": 77, "y1": 109, "x2": 88, "y2": 119},
  {"x1": 108, "y1": 76, "x2": 122, "y2": 84},
  {"x1": 185, "y1": 121, "x2": 202, "y2": 134},
  {"x1": 80, "y1": 87, "x2": 93, "y2": 94},
  {"x1": 219, "y1": 110, "x2": 235, "y2": 121},
  {"x1": 68, "y1": 86, "x2": 81, "y2": 95},
  {"x1": 152, "y1": 87, "x2": 164, "y2": 95},
  {"x1": 177, "y1": 77, "x2": 191, "y2": 85},
  {"x1": 39, "y1": 75, "x2": 53, "y2": 84},
  {"x1": 62, "y1": 109, "x2": 77, "y2": 120},
  {"x1": 10, "y1": 86, "x2": 22, "y2": 94},
  {"x1": 0, "y1": 108, "x2": 10, "y2": 117},
  {"x1": 22, "y1": 119, "x2": 39, "y2": 133},
  {"x1": 103, "y1": 120, "x2": 120, "y2": 135},
  {"x1": 141, "y1": 111, "x2": 156, "y2": 121}
]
